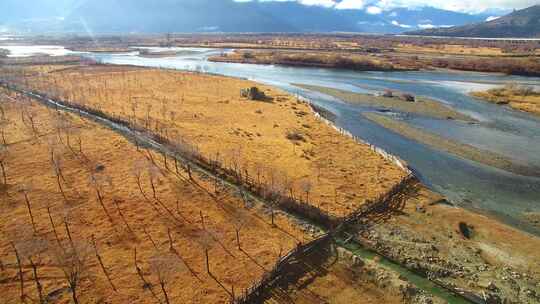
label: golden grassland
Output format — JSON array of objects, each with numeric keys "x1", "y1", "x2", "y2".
[
  {"x1": 210, "y1": 50, "x2": 409, "y2": 71},
  {"x1": 395, "y1": 43, "x2": 507, "y2": 56},
  {"x1": 0, "y1": 88, "x2": 314, "y2": 304},
  {"x1": 17, "y1": 64, "x2": 408, "y2": 218},
  {"x1": 471, "y1": 86, "x2": 540, "y2": 117}
]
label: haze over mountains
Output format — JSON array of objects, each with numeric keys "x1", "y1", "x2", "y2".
[
  {"x1": 409, "y1": 5, "x2": 540, "y2": 38},
  {"x1": 0, "y1": 0, "x2": 498, "y2": 34}
]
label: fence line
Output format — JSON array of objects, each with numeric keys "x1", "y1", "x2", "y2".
[{"x1": 233, "y1": 174, "x2": 418, "y2": 304}]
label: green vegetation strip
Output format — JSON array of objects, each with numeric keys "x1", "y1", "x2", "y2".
[
  {"x1": 363, "y1": 112, "x2": 540, "y2": 177},
  {"x1": 295, "y1": 83, "x2": 475, "y2": 121},
  {"x1": 336, "y1": 238, "x2": 474, "y2": 304}
]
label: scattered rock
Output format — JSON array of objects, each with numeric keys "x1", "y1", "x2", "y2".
[
  {"x1": 240, "y1": 86, "x2": 268, "y2": 101},
  {"x1": 487, "y1": 281, "x2": 499, "y2": 292},
  {"x1": 458, "y1": 222, "x2": 473, "y2": 239}
]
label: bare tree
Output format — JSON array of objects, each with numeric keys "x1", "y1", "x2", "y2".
[
  {"x1": 195, "y1": 230, "x2": 216, "y2": 274},
  {"x1": 0, "y1": 144, "x2": 8, "y2": 186},
  {"x1": 51, "y1": 241, "x2": 91, "y2": 304},
  {"x1": 19, "y1": 183, "x2": 37, "y2": 233},
  {"x1": 18, "y1": 237, "x2": 49, "y2": 304},
  {"x1": 0, "y1": 117, "x2": 9, "y2": 145},
  {"x1": 91, "y1": 235, "x2": 117, "y2": 292},
  {"x1": 226, "y1": 205, "x2": 250, "y2": 251},
  {"x1": 300, "y1": 180, "x2": 312, "y2": 205},
  {"x1": 148, "y1": 253, "x2": 183, "y2": 304},
  {"x1": 147, "y1": 163, "x2": 161, "y2": 200},
  {"x1": 88, "y1": 173, "x2": 114, "y2": 223},
  {"x1": 23, "y1": 105, "x2": 39, "y2": 137},
  {"x1": 10, "y1": 241, "x2": 25, "y2": 301},
  {"x1": 47, "y1": 203, "x2": 63, "y2": 248},
  {"x1": 6, "y1": 223, "x2": 34, "y2": 302},
  {"x1": 133, "y1": 248, "x2": 160, "y2": 301},
  {"x1": 112, "y1": 198, "x2": 135, "y2": 236},
  {"x1": 50, "y1": 151, "x2": 68, "y2": 201}
]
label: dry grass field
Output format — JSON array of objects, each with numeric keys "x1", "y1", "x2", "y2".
[
  {"x1": 472, "y1": 84, "x2": 540, "y2": 116},
  {"x1": 14, "y1": 65, "x2": 407, "y2": 218},
  {"x1": 210, "y1": 50, "x2": 408, "y2": 71},
  {"x1": 395, "y1": 43, "x2": 507, "y2": 56},
  {"x1": 0, "y1": 87, "x2": 314, "y2": 304}
]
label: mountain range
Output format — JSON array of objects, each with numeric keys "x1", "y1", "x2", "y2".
[
  {"x1": 0, "y1": 0, "x2": 495, "y2": 34},
  {"x1": 408, "y1": 5, "x2": 540, "y2": 38}
]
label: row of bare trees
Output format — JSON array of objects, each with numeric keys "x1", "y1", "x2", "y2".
[{"x1": 1, "y1": 67, "x2": 320, "y2": 302}]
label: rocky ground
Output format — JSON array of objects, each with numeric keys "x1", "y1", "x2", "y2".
[{"x1": 355, "y1": 186, "x2": 540, "y2": 303}]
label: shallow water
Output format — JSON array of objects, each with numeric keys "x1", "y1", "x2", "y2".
[
  {"x1": 0, "y1": 44, "x2": 79, "y2": 57},
  {"x1": 7, "y1": 45, "x2": 540, "y2": 234}
]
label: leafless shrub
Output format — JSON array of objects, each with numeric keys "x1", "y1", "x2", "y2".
[
  {"x1": 194, "y1": 229, "x2": 216, "y2": 274},
  {"x1": 0, "y1": 117, "x2": 10, "y2": 145},
  {"x1": 17, "y1": 236, "x2": 49, "y2": 304},
  {"x1": 88, "y1": 172, "x2": 114, "y2": 223},
  {"x1": 299, "y1": 179, "x2": 312, "y2": 205},
  {"x1": 18, "y1": 183, "x2": 37, "y2": 233},
  {"x1": 148, "y1": 253, "x2": 184, "y2": 304},
  {"x1": 51, "y1": 241, "x2": 92, "y2": 304},
  {"x1": 0, "y1": 144, "x2": 8, "y2": 185}
]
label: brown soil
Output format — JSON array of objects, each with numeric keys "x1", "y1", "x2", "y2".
[{"x1": 360, "y1": 184, "x2": 540, "y2": 303}]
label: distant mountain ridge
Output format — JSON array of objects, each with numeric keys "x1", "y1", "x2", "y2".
[
  {"x1": 408, "y1": 5, "x2": 540, "y2": 38},
  {"x1": 0, "y1": 0, "x2": 492, "y2": 34}
]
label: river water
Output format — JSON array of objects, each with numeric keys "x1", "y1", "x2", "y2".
[{"x1": 3, "y1": 45, "x2": 540, "y2": 234}]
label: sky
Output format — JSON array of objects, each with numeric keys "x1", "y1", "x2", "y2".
[{"x1": 234, "y1": 0, "x2": 537, "y2": 13}]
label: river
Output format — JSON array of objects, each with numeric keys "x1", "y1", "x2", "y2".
[{"x1": 3, "y1": 45, "x2": 540, "y2": 234}]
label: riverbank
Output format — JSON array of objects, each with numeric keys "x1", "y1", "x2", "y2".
[
  {"x1": 471, "y1": 85, "x2": 540, "y2": 117},
  {"x1": 296, "y1": 83, "x2": 475, "y2": 122},
  {"x1": 208, "y1": 48, "x2": 540, "y2": 77},
  {"x1": 363, "y1": 112, "x2": 540, "y2": 177}
]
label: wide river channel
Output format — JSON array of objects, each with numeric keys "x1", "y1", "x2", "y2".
[{"x1": 3, "y1": 45, "x2": 540, "y2": 235}]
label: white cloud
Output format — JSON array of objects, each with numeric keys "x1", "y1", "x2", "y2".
[
  {"x1": 298, "y1": 0, "x2": 336, "y2": 7},
  {"x1": 366, "y1": 6, "x2": 383, "y2": 14},
  {"x1": 234, "y1": 0, "x2": 538, "y2": 14},
  {"x1": 391, "y1": 20, "x2": 412, "y2": 28},
  {"x1": 486, "y1": 15, "x2": 500, "y2": 21},
  {"x1": 366, "y1": 0, "x2": 535, "y2": 13},
  {"x1": 417, "y1": 23, "x2": 454, "y2": 28},
  {"x1": 335, "y1": 0, "x2": 365, "y2": 9}
]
